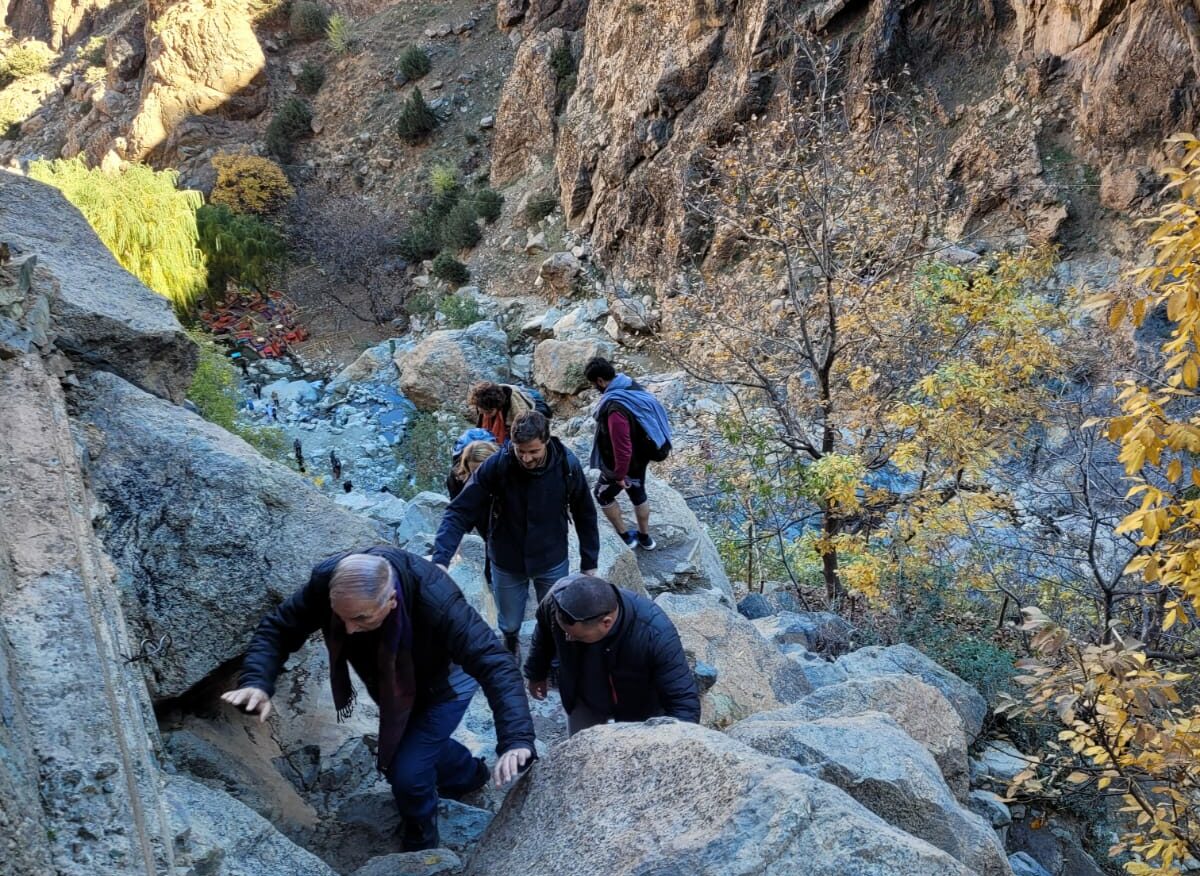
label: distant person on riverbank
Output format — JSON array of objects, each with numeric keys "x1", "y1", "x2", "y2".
[
  {"x1": 221, "y1": 548, "x2": 535, "y2": 851},
  {"x1": 432, "y1": 412, "x2": 599, "y2": 659},
  {"x1": 294, "y1": 438, "x2": 306, "y2": 473},
  {"x1": 584, "y1": 357, "x2": 673, "y2": 551},
  {"x1": 343, "y1": 480, "x2": 353, "y2": 493},
  {"x1": 330, "y1": 449, "x2": 342, "y2": 481},
  {"x1": 468, "y1": 382, "x2": 551, "y2": 445},
  {"x1": 525, "y1": 573, "x2": 699, "y2": 734}
]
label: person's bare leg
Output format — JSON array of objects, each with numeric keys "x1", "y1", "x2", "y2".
[
  {"x1": 633, "y1": 501, "x2": 651, "y2": 535},
  {"x1": 601, "y1": 500, "x2": 627, "y2": 534}
]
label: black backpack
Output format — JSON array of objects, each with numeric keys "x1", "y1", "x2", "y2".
[{"x1": 516, "y1": 385, "x2": 553, "y2": 419}]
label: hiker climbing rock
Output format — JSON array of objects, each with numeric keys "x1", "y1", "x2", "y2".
[
  {"x1": 525, "y1": 573, "x2": 699, "y2": 735},
  {"x1": 432, "y1": 412, "x2": 599, "y2": 659},
  {"x1": 221, "y1": 548, "x2": 536, "y2": 852},
  {"x1": 330, "y1": 449, "x2": 342, "y2": 480},
  {"x1": 468, "y1": 381, "x2": 552, "y2": 446},
  {"x1": 293, "y1": 438, "x2": 305, "y2": 473},
  {"x1": 585, "y1": 357, "x2": 674, "y2": 550}
]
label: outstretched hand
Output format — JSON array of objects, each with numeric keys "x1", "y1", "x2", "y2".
[
  {"x1": 493, "y1": 747, "x2": 534, "y2": 787},
  {"x1": 528, "y1": 678, "x2": 548, "y2": 701},
  {"x1": 220, "y1": 686, "x2": 273, "y2": 723}
]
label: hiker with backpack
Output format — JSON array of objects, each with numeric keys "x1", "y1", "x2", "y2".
[
  {"x1": 468, "y1": 381, "x2": 552, "y2": 446},
  {"x1": 432, "y1": 411, "x2": 599, "y2": 659},
  {"x1": 584, "y1": 357, "x2": 673, "y2": 551},
  {"x1": 445, "y1": 428, "x2": 500, "y2": 540}
]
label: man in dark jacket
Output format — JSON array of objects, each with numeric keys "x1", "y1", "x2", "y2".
[
  {"x1": 221, "y1": 546, "x2": 535, "y2": 852},
  {"x1": 584, "y1": 357, "x2": 673, "y2": 551},
  {"x1": 525, "y1": 573, "x2": 700, "y2": 734},
  {"x1": 432, "y1": 411, "x2": 600, "y2": 658}
]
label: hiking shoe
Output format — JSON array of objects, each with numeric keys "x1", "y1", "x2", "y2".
[
  {"x1": 621, "y1": 530, "x2": 639, "y2": 548},
  {"x1": 636, "y1": 531, "x2": 657, "y2": 551},
  {"x1": 399, "y1": 815, "x2": 440, "y2": 852}
]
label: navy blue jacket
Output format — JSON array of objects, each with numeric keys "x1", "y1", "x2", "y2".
[
  {"x1": 431, "y1": 438, "x2": 600, "y2": 576},
  {"x1": 524, "y1": 584, "x2": 701, "y2": 724},
  {"x1": 238, "y1": 546, "x2": 536, "y2": 756}
]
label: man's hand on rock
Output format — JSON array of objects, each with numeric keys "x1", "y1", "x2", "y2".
[
  {"x1": 220, "y1": 687, "x2": 273, "y2": 723},
  {"x1": 528, "y1": 678, "x2": 548, "y2": 701},
  {"x1": 493, "y1": 747, "x2": 534, "y2": 787}
]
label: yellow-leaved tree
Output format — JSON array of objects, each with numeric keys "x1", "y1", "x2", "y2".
[
  {"x1": 1007, "y1": 134, "x2": 1200, "y2": 874},
  {"x1": 663, "y1": 36, "x2": 1076, "y2": 607}
]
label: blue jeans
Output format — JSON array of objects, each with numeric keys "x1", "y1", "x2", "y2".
[
  {"x1": 490, "y1": 558, "x2": 571, "y2": 635},
  {"x1": 386, "y1": 696, "x2": 476, "y2": 822}
]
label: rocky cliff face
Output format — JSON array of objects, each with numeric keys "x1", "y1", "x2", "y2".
[
  {"x1": 489, "y1": 0, "x2": 1200, "y2": 281},
  {"x1": 6, "y1": 0, "x2": 114, "y2": 48}
]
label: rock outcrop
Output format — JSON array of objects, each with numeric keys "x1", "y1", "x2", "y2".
[
  {"x1": 70, "y1": 370, "x2": 381, "y2": 699},
  {"x1": 658, "y1": 592, "x2": 810, "y2": 727},
  {"x1": 6, "y1": 0, "x2": 115, "y2": 47},
  {"x1": 125, "y1": 0, "x2": 267, "y2": 161},
  {"x1": 397, "y1": 321, "x2": 511, "y2": 416},
  {"x1": 730, "y1": 712, "x2": 1010, "y2": 876},
  {"x1": 0, "y1": 172, "x2": 197, "y2": 402},
  {"x1": 464, "y1": 720, "x2": 974, "y2": 875},
  {"x1": 491, "y1": 28, "x2": 569, "y2": 185}
]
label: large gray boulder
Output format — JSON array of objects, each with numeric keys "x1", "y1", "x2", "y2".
[
  {"x1": 838, "y1": 644, "x2": 989, "y2": 739},
  {"x1": 657, "y1": 593, "x2": 810, "y2": 727},
  {"x1": 741, "y1": 674, "x2": 970, "y2": 798},
  {"x1": 165, "y1": 774, "x2": 337, "y2": 875},
  {"x1": 463, "y1": 720, "x2": 973, "y2": 875},
  {"x1": 532, "y1": 337, "x2": 611, "y2": 395},
  {"x1": 70, "y1": 370, "x2": 382, "y2": 699},
  {"x1": 729, "y1": 712, "x2": 1010, "y2": 876},
  {"x1": 752, "y1": 611, "x2": 856, "y2": 656},
  {"x1": 0, "y1": 171, "x2": 196, "y2": 402},
  {"x1": 353, "y1": 850, "x2": 462, "y2": 876},
  {"x1": 397, "y1": 322, "x2": 511, "y2": 416}
]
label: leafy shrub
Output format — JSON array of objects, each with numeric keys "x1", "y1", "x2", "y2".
[
  {"x1": 196, "y1": 204, "x2": 287, "y2": 293},
  {"x1": 1, "y1": 42, "x2": 53, "y2": 82},
  {"x1": 187, "y1": 335, "x2": 288, "y2": 458},
  {"x1": 0, "y1": 95, "x2": 23, "y2": 140},
  {"x1": 265, "y1": 98, "x2": 313, "y2": 162},
  {"x1": 396, "y1": 220, "x2": 439, "y2": 262},
  {"x1": 440, "y1": 202, "x2": 482, "y2": 250},
  {"x1": 210, "y1": 153, "x2": 294, "y2": 216},
  {"x1": 430, "y1": 164, "x2": 459, "y2": 197},
  {"x1": 396, "y1": 88, "x2": 437, "y2": 144},
  {"x1": 473, "y1": 188, "x2": 503, "y2": 223},
  {"x1": 326, "y1": 13, "x2": 353, "y2": 55},
  {"x1": 296, "y1": 61, "x2": 325, "y2": 95},
  {"x1": 28, "y1": 157, "x2": 207, "y2": 313},
  {"x1": 523, "y1": 191, "x2": 558, "y2": 224},
  {"x1": 438, "y1": 291, "x2": 484, "y2": 328},
  {"x1": 82, "y1": 35, "x2": 107, "y2": 67},
  {"x1": 391, "y1": 411, "x2": 463, "y2": 497},
  {"x1": 431, "y1": 251, "x2": 470, "y2": 286},
  {"x1": 398, "y1": 46, "x2": 430, "y2": 81},
  {"x1": 550, "y1": 39, "x2": 576, "y2": 103},
  {"x1": 289, "y1": 1, "x2": 328, "y2": 40}
]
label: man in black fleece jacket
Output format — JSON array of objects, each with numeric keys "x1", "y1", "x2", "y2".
[
  {"x1": 222, "y1": 546, "x2": 535, "y2": 852},
  {"x1": 432, "y1": 412, "x2": 600, "y2": 657},
  {"x1": 525, "y1": 573, "x2": 701, "y2": 735}
]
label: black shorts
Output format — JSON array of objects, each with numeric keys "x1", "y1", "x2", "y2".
[{"x1": 593, "y1": 459, "x2": 649, "y2": 507}]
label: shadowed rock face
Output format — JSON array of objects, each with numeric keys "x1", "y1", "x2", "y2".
[
  {"x1": 6, "y1": 0, "x2": 115, "y2": 47},
  {"x1": 69, "y1": 370, "x2": 381, "y2": 700},
  {"x1": 0, "y1": 172, "x2": 197, "y2": 402},
  {"x1": 463, "y1": 720, "x2": 974, "y2": 876}
]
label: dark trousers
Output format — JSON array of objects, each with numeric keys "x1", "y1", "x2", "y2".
[
  {"x1": 387, "y1": 696, "x2": 476, "y2": 822},
  {"x1": 566, "y1": 700, "x2": 611, "y2": 736}
]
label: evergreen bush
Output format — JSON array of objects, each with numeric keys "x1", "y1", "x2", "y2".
[
  {"x1": 396, "y1": 88, "x2": 437, "y2": 144},
  {"x1": 265, "y1": 98, "x2": 313, "y2": 162},
  {"x1": 473, "y1": 188, "x2": 503, "y2": 223},
  {"x1": 196, "y1": 204, "x2": 287, "y2": 293},
  {"x1": 289, "y1": 1, "x2": 328, "y2": 40},
  {"x1": 398, "y1": 46, "x2": 430, "y2": 81},
  {"x1": 431, "y1": 252, "x2": 470, "y2": 286},
  {"x1": 523, "y1": 191, "x2": 558, "y2": 224},
  {"x1": 210, "y1": 153, "x2": 295, "y2": 215},
  {"x1": 1, "y1": 42, "x2": 53, "y2": 82},
  {"x1": 27, "y1": 157, "x2": 207, "y2": 313},
  {"x1": 440, "y1": 202, "x2": 482, "y2": 250},
  {"x1": 296, "y1": 61, "x2": 325, "y2": 95}
]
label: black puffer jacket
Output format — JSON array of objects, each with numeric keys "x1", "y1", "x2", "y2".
[
  {"x1": 238, "y1": 546, "x2": 535, "y2": 756},
  {"x1": 524, "y1": 584, "x2": 701, "y2": 724},
  {"x1": 431, "y1": 438, "x2": 599, "y2": 576}
]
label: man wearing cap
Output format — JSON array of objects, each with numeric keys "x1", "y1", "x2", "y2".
[{"x1": 524, "y1": 573, "x2": 700, "y2": 735}]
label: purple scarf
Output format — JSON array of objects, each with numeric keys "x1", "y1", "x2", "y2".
[{"x1": 324, "y1": 596, "x2": 417, "y2": 772}]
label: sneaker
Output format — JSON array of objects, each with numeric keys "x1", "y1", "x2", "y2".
[
  {"x1": 636, "y1": 531, "x2": 657, "y2": 551},
  {"x1": 621, "y1": 530, "x2": 639, "y2": 548}
]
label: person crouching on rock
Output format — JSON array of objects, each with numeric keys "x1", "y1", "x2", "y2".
[
  {"x1": 525, "y1": 572, "x2": 701, "y2": 735},
  {"x1": 221, "y1": 547, "x2": 536, "y2": 852}
]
